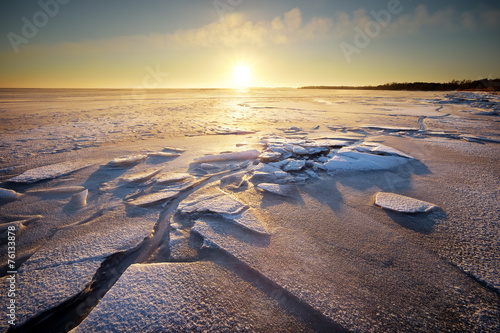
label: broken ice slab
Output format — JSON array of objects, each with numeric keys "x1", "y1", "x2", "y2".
[
  {"x1": 8, "y1": 161, "x2": 94, "y2": 183},
  {"x1": 146, "y1": 152, "x2": 182, "y2": 158},
  {"x1": 324, "y1": 149, "x2": 411, "y2": 173},
  {"x1": 73, "y1": 262, "x2": 308, "y2": 332},
  {"x1": 219, "y1": 171, "x2": 248, "y2": 191},
  {"x1": 0, "y1": 187, "x2": 21, "y2": 201},
  {"x1": 211, "y1": 127, "x2": 256, "y2": 135},
  {"x1": 257, "y1": 183, "x2": 296, "y2": 197},
  {"x1": 150, "y1": 172, "x2": 193, "y2": 185},
  {"x1": 283, "y1": 159, "x2": 306, "y2": 171},
  {"x1": 259, "y1": 151, "x2": 282, "y2": 163},
  {"x1": 192, "y1": 150, "x2": 260, "y2": 164},
  {"x1": 121, "y1": 168, "x2": 163, "y2": 184},
  {"x1": 68, "y1": 189, "x2": 88, "y2": 209},
  {"x1": 302, "y1": 139, "x2": 353, "y2": 148},
  {"x1": 351, "y1": 143, "x2": 414, "y2": 159},
  {"x1": 178, "y1": 190, "x2": 247, "y2": 215},
  {"x1": 375, "y1": 192, "x2": 438, "y2": 213},
  {"x1": 11, "y1": 260, "x2": 103, "y2": 328},
  {"x1": 361, "y1": 125, "x2": 420, "y2": 132},
  {"x1": 25, "y1": 186, "x2": 86, "y2": 195},
  {"x1": 163, "y1": 146, "x2": 186, "y2": 152},
  {"x1": 126, "y1": 189, "x2": 179, "y2": 207},
  {"x1": 222, "y1": 209, "x2": 270, "y2": 236},
  {"x1": 107, "y1": 155, "x2": 147, "y2": 167}
]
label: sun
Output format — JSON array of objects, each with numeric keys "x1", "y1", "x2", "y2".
[{"x1": 233, "y1": 65, "x2": 251, "y2": 87}]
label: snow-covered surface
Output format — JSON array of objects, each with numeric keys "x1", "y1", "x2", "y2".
[
  {"x1": 178, "y1": 190, "x2": 247, "y2": 215},
  {"x1": 375, "y1": 192, "x2": 438, "y2": 213},
  {"x1": 72, "y1": 262, "x2": 309, "y2": 332},
  {"x1": 7, "y1": 161, "x2": 94, "y2": 183},
  {"x1": 0, "y1": 89, "x2": 499, "y2": 332}
]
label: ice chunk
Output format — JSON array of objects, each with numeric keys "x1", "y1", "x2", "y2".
[
  {"x1": 324, "y1": 150, "x2": 409, "y2": 173},
  {"x1": 26, "y1": 186, "x2": 86, "y2": 195},
  {"x1": 305, "y1": 170, "x2": 319, "y2": 179},
  {"x1": 311, "y1": 139, "x2": 352, "y2": 147},
  {"x1": 257, "y1": 183, "x2": 296, "y2": 197},
  {"x1": 200, "y1": 163, "x2": 219, "y2": 170},
  {"x1": 179, "y1": 191, "x2": 247, "y2": 215},
  {"x1": 351, "y1": 143, "x2": 413, "y2": 159},
  {"x1": 259, "y1": 151, "x2": 282, "y2": 162},
  {"x1": 212, "y1": 127, "x2": 256, "y2": 135},
  {"x1": 127, "y1": 190, "x2": 179, "y2": 207},
  {"x1": 375, "y1": 192, "x2": 438, "y2": 213},
  {"x1": 283, "y1": 159, "x2": 305, "y2": 171},
  {"x1": 193, "y1": 150, "x2": 260, "y2": 163},
  {"x1": 69, "y1": 189, "x2": 88, "y2": 208},
  {"x1": 122, "y1": 168, "x2": 163, "y2": 183},
  {"x1": 249, "y1": 172, "x2": 278, "y2": 183},
  {"x1": 223, "y1": 209, "x2": 269, "y2": 236},
  {"x1": 292, "y1": 145, "x2": 309, "y2": 155},
  {"x1": 163, "y1": 147, "x2": 186, "y2": 152},
  {"x1": 8, "y1": 161, "x2": 93, "y2": 183},
  {"x1": 0, "y1": 188, "x2": 20, "y2": 200},
  {"x1": 253, "y1": 163, "x2": 282, "y2": 174},
  {"x1": 108, "y1": 155, "x2": 147, "y2": 167},
  {"x1": 220, "y1": 172, "x2": 248, "y2": 190},
  {"x1": 274, "y1": 171, "x2": 292, "y2": 179},
  {"x1": 146, "y1": 152, "x2": 181, "y2": 158},
  {"x1": 152, "y1": 172, "x2": 192, "y2": 185}
]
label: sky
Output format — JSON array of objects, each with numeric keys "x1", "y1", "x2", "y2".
[{"x1": 0, "y1": 0, "x2": 499, "y2": 88}]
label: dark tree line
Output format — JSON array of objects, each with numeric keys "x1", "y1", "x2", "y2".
[{"x1": 301, "y1": 79, "x2": 500, "y2": 91}]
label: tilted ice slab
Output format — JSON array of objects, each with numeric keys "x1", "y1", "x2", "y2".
[
  {"x1": 126, "y1": 189, "x2": 180, "y2": 207},
  {"x1": 375, "y1": 192, "x2": 438, "y2": 213},
  {"x1": 192, "y1": 150, "x2": 260, "y2": 163},
  {"x1": 0, "y1": 188, "x2": 20, "y2": 200},
  {"x1": 8, "y1": 161, "x2": 94, "y2": 183},
  {"x1": 26, "y1": 186, "x2": 86, "y2": 195},
  {"x1": 146, "y1": 152, "x2": 181, "y2": 158},
  {"x1": 324, "y1": 144, "x2": 413, "y2": 173},
  {"x1": 351, "y1": 143, "x2": 414, "y2": 159},
  {"x1": 121, "y1": 168, "x2": 163, "y2": 183},
  {"x1": 73, "y1": 262, "x2": 307, "y2": 332},
  {"x1": 257, "y1": 183, "x2": 296, "y2": 197},
  {"x1": 8, "y1": 261, "x2": 103, "y2": 330},
  {"x1": 178, "y1": 190, "x2": 247, "y2": 215},
  {"x1": 221, "y1": 209, "x2": 269, "y2": 236},
  {"x1": 154, "y1": 172, "x2": 192, "y2": 184},
  {"x1": 11, "y1": 207, "x2": 158, "y2": 326},
  {"x1": 107, "y1": 155, "x2": 147, "y2": 167}
]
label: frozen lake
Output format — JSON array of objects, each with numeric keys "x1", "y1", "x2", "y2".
[{"x1": 0, "y1": 88, "x2": 499, "y2": 332}]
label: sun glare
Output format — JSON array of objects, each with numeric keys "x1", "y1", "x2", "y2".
[{"x1": 233, "y1": 65, "x2": 251, "y2": 87}]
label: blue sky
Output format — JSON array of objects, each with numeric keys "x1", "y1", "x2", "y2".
[{"x1": 1, "y1": 0, "x2": 499, "y2": 88}]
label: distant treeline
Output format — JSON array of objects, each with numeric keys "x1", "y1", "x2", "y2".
[{"x1": 301, "y1": 79, "x2": 500, "y2": 91}]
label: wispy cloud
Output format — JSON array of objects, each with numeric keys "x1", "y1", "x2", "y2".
[{"x1": 169, "y1": 8, "x2": 332, "y2": 47}]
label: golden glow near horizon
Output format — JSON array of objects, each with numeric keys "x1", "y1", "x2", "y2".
[{"x1": 233, "y1": 65, "x2": 251, "y2": 87}]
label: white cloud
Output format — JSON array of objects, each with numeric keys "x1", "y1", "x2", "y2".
[{"x1": 168, "y1": 8, "x2": 332, "y2": 47}]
